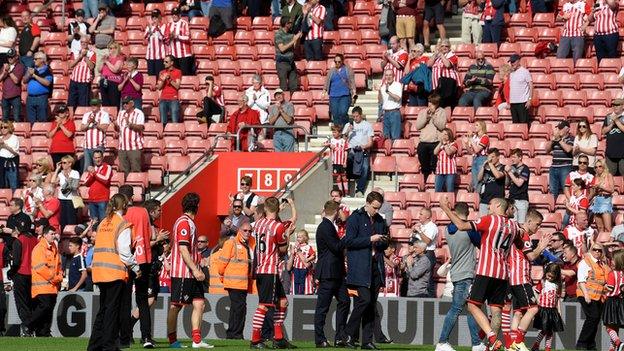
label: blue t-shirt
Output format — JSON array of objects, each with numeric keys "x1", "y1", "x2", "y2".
[
  {"x1": 26, "y1": 65, "x2": 53, "y2": 96},
  {"x1": 329, "y1": 67, "x2": 351, "y2": 98},
  {"x1": 212, "y1": 0, "x2": 232, "y2": 7},
  {"x1": 68, "y1": 254, "x2": 86, "y2": 290}
]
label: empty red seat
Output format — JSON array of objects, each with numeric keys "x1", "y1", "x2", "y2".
[
  {"x1": 575, "y1": 58, "x2": 597, "y2": 74},
  {"x1": 532, "y1": 74, "x2": 555, "y2": 90},
  {"x1": 211, "y1": 32, "x2": 234, "y2": 46},
  {"x1": 529, "y1": 193, "x2": 555, "y2": 212},
  {"x1": 236, "y1": 16, "x2": 252, "y2": 30},
  {"x1": 353, "y1": 1, "x2": 376, "y2": 15},
  {"x1": 356, "y1": 15, "x2": 379, "y2": 30},
  {"x1": 554, "y1": 74, "x2": 579, "y2": 90},
  {"x1": 536, "y1": 90, "x2": 562, "y2": 106},
  {"x1": 533, "y1": 13, "x2": 555, "y2": 27},
  {"x1": 578, "y1": 73, "x2": 604, "y2": 90},
  {"x1": 510, "y1": 12, "x2": 532, "y2": 27},
  {"x1": 251, "y1": 16, "x2": 273, "y2": 30},
  {"x1": 253, "y1": 30, "x2": 274, "y2": 45},
  {"x1": 384, "y1": 192, "x2": 406, "y2": 209},
  {"x1": 399, "y1": 174, "x2": 425, "y2": 191},
  {"x1": 599, "y1": 58, "x2": 622, "y2": 73},
  {"x1": 386, "y1": 139, "x2": 415, "y2": 156},
  {"x1": 371, "y1": 155, "x2": 396, "y2": 176},
  {"x1": 561, "y1": 89, "x2": 587, "y2": 106},
  {"x1": 396, "y1": 155, "x2": 420, "y2": 174},
  {"x1": 405, "y1": 191, "x2": 430, "y2": 207},
  {"x1": 166, "y1": 155, "x2": 190, "y2": 173},
  {"x1": 508, "y1": 27, "x2": 537, "y2": 43},
  {"x1": 537, "y1": 27, "x2": 560, "y2": 42},
  {"x1": 549, "y1": 58, "x2": 574, "y2": 74},
  {"x1": 586, "y1": 90, "x2": 613, "y2": 107}
]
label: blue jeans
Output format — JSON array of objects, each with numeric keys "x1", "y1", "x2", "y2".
[
  {"x1": 329, "y1": 95, "x2": 351, "y2": 126},
  {"x1": 200, "y1": 1, "x2": 212, "y2": 16},
  {"x1": 159, "y1": 100, "x2": 180, "y2": 125},
  {"x1": 594, "y1": 32, "x2": 619, "y2": 63},
  {"x1": 2, "y1": 96, "x2": 21, "y2": 121},
  {"x1": 435, "y1": 174, "x2": 456, "y2": 192},
  {"x1": 20, "y1": 56, "x2": 34, "y2": 68},
  {"x1": 88, "y1": 201, "x2": 107, "y2": 222},
  {"x1": 273, "y1": 131, "x2": 296, "y2": 152},
  {"x1": 4, "y1": 165, "x2": 17, "y2": 191},
  {"x1": 82, "y1": 147, "x2": 104, "y2": 173},
  {"x1": 382, "y1": 109, "x2": 402, "y2": 140},
  {"x1": 438, "y1": 278, "x2": 482, "y2": 346},
  {"x1": 271, "y1": 0, "x2": 281, "y2": 18},
  {"x1": 549, "y1": 165, "x2": 572, "y2": 199},
  {"x1": 482, "y1": 21, "x2": 503, "y2": 45},
  {"x1": 348, "y1": 150, "x2": 370, "y2": 193},
  {"x1": 471, "y1": 155, "x2": 487, "y2": 191},
  {"x1": 458, "y1": 90, "x2": 492, "y2": 109},
  {"x1": 82, "y1": 0, "x2": 99, "y2": 19},
  {"x1": 26, "y1": 94, "x2": 49, "y2": 124},
  {"x1": 304, "y1": 39, "x2": 324, "y2": 61}
]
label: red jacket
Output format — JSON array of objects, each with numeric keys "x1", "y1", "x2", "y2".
[
  {"x1": 84, "y1": 163, "x2": 113, "y2": 202},
  {"x1": 227, "y1": 108, "x2": 261, "y2": 151}
]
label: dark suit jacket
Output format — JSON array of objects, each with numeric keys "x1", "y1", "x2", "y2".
[
  {"x1": 281, "y1": 2, "x2": 303, "y2": 25},
  {"x1": 314, "y1": 217, "x2": 346, "y2": 280}
]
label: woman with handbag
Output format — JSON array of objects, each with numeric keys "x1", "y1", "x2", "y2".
[
  {"x1": 50, "y1": 155, "x2": 80, "y2": 230},
  {"x1": 323, "y1": 54, "x2": 356, "y2": 127}
]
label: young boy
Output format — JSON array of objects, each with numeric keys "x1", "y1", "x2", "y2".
[
  {"x1": 327, "y1": 125, "x2": 349, "y2": 195},
  {"x1": 67, "y1": 237, "x2": 88, "y2": 292}
]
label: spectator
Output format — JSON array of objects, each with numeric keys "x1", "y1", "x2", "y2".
[
  {"x1": 268, "y1": 89, "x2": 296, "y2": 152},
  {"x1": 458, "y1": 51, "x2": 495, "y2": 109},
  {"x1": 303, "y1": 0, "x2": 326, "y2": 61},
  {"x1": 180, "y1": 0, "x2": 204, "y2": 20},
  {"x1": 202, "y1": 75, "x2": 224, "y2": 123},
  {"x1": 434, "y1": 128, "x2": 458, "y2": 193},
  {"x1": 31, "y1": 157, "x2": 53, "y2": 185},
  {"x1": 220, "y1": 199, "x2": 250, "y2": 237},
  {"x1": 23, "y1": 52, "x2": 52, "y2": 124},
  {"x1": 0, "y1": 121, "x2": 19, "y2": 191},
  {"x1": 324, "y1": 54, "x2": 356, "y2": 127},
  {"x1": 245, "y1": 74, "x2": 271, "y2": 125},
  {"x1": 394, "y1": 0, "x2": 418, "y2": 51},
  {"x1": 118, "y1": 57, "x2": 144, "y2": 111},
  {"x1": 494, "y1": 64, "x2": 511, "y2": 111},
  {"x1": 462, "y1": 120, "x2": 489, "y2": 192},
  {"x1": 343, "y1": 106, "x2": 373, "y2": 197},
  {"x1": 79, "y1": 99, "x2": 109, "y2": 172},
  {"x1": 68, "y1": 36, "x2": 96, "y2": 109},
  {"x1": 67, "y1": 237, "x2": 88, "y2": 291},
  {"x1": 231, "y1": 175, "x2": 259, "y2": 219},
  {"x1": 508, "y1": 54, "x2": 533, "y2": 124},
  {"x1": 404, "y1": 44, "x2": 430, "y2": 106},
  {"x1": 157, "y1": 55, "x2": 182, "y2": 125},
  {"x1": 22, "y1": 175, "x2": 44, "y2": 218},
  {"x1": 459, "y1": 0, "x2": 482, "y2": 43},
  {"x1": 416, "y1": 94, "x2": 447, "y2": 183},
  {"x1": 47, "y1": 104, "x2": 76, "y2": 166},
  {"x1": 17, "y1": 11, "x2": 41, "y2": 68},
  {"x1": 591, "y1": 159, "x2": 615, "y2": 232},
  {"x1": 589, "y1": 0, "x2": 619, "y2": 63},
  {"x1": 166, "y1": 8, "x2": 195, "y2": 76},
  {"x1": 379, "y1": 70, "x2": 403, "y2": 141},
  {"x1": 282, "y1": 0, "x2": 303, "y2": 31},
  {"x1": 275, "y1": 16, "x2": 302, "y2": 93},
  {"x1": 0, "y1": 49, "x2": 24, "y2": 121},
  {"x1": 478, "y1": 148, "x2": 505, "y2": 215},
  {"x1": 380, "y1": 244, "x2": 401, "y2": 297},
  {"x1": 601, "y1": 98, "x2": 624, "y2": 175},
  {"x1": 374, "y1": 187, "x2": 394, "y2": 227},
  {"x1": 505, "y1": 148, "x2": 530, "y2": 223},
  {"x1": 82, "y1": 0, "x2": 99, "y2": 19},
  {"x1": 227, "y1": 95, "x2": 261, "y2": 152},
  {"x1": 548, "y1": 232, "x2": 566, "y2": 260},
  {"x1": 208, "y1": 0, "x2": 234, "y2": 31},
  {"x1": 561, "y1": 244, "x2": 580, "y2": 302},
  {"x1": 114, "y1": 97, "x2": 145, "y2": 177},
  {"x1": 0, "y1": 16, "x2": 17, "y2": 67},
  {"x1": 50, "y1": 156, "x2": 80, "y2": 229},
  {"x1": 556, "y1": 0, "x2": 590, "y2": 62},
  {"x1": 327, "y1": 127, "x2": 350, "y2": 194},
  {"x1": 411, "y1": 208, "x2": 437, "y2": 297},
  {"x1": 34, "y1": 184, "x2": 61, "y2": 232},
  {"x1": 563, "y1": 210, "x2": 594, "y2": 255},
  {"x1": 145, "y1": 9, "x2": 167, "y2": 77},
  {"x1": 481, "y1": 0, "x2": 505, "y2": 44},
  {"x1": 382, "y1": 36, "x2": 409, "y2": 83},
  {"x1": 564, "y1": 154, "x2": 594, "y2": 202},
  {"x1": 84, "y1": 149, "x2": 112, "y2": 223},
  {"x1": 3, "y1": 198, "x2": 30, "y2": 239},
  {"x1": 67, "y1": 9, "x2": 88, "y2": 57},
  {"x1": 88, "y1": 4, "x2": 115, "y2": 76},
  {"x1": 566, "y1": 178, "x2": 590, "y2": 229},
  {"x1": 422, "y1": 0, "x2": 446, "y2": 50},
  {"x1": 99, "y1": 41, "x2": 124, "y2": 108},
  {"x1": 405, "y1": 240, "x2": 431, "y2": 297},
  {"x1": 428, "y1": 39, "x2": 459, "y2": 108},
  {"x1": 547, "y1": 120, "x2": 574, "y2": 199},
  {"x1": 287, "y1": 229, "x2": 316, "y2": 295},
  {"x1": 573, "y1": 118, "x2": 598, "y2": 170}
]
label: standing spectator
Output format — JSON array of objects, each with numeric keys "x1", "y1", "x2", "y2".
[
  {"x1": 34, "y1": 184, "x2": 61, "y2": 232},
  {"x1": 50, "y1": 156, "x2": 80, "y2": 229},
  {"x1": 99, "y1": 41, "x2": 124, "y2": 108},
  {"x1": 208, "y1": 0, "x2": 234, "y2": 31},
  {"x1": 202, "y1": 75, "x2": 224, "y2": 123},
  {"x1": 481, "y1": 0, "x2": 505, "y2": 44},
  {"x1": 227, "y1": 95, "x2": 261, "y2": 152},
  {"x1": 573, "y1": 118, "x2": 598, "y2": 170},
  {"x1": 576, "y1": 243, "x2": 609, "y2": 350},
  {"x1": 245, "y1": 74, "x2": 271, "y2": 125},
  {"x1": 556, "y1": 0, "x2": 590, "y2": 62},
  {"x1": 275, "y1": 16, "x2": 302, "y2": 93},
  {"x1": 324, "y1": 54, "x2": 356, "y2": 127},
  {"x1": 287, "y1": 230, "x2": 316, "y2": 295},
  {"x1": 563, "y1": 211, "x2": 594, "y2": 256},
  {"x1": 405, "y1": 240, "x2": 431, "y2": 297},
  {"x1": 166, "y1": 8, "x2": 195, "y2": 76},
  {"x1": 458, "y1": 51, "x2": 495, "y2": 109},
  {"x1": 462, "y1": 121, "x2": 489, "y2": 192},
  {"x1": 416, "y1": 94, "x2": 447, "y2": 183},
  {"x1": 114, "y1": 97, "x2": 145, "y2": 177},
  {"x1": 88, "y1": 4, "x2": 115, "y2": 76},
  {"x1": 0, "y1": 16, "x2": 17, "y2": 67},
  {"x1": 268, "y1": 89, "x2": 296, "y2": 152},
  {"x1": 82, "y1": 0, "x2": 99, "y2": 19},
  {"x1": 411, "y1": 208, "x2": 438, "y2": 297},
  {"x1": 505, "y1": 148, "x2": 530, "y2": 223},
  {"x1": 23, "y1": 52, "x2": 52, "y2": 124},
  {"x1": 478, "y1": 148, "x2": 506, "y2": 215},
  {"x1": 547, "y1": 121, "x2": 574, "y2": 199},
  {"x1": 561, "y1": 244, "x2": 580, "y2": 301},
  {"x1": 180, "y1": 0, "x2": 204, "y2": 20},
  {"x1": 422, "y1": 0, "x2": 447, "y2": 50},
  {"x1": 68, "y1": 37, "x2": 96, "y2": 109},
  {"x1": 67, "y1": 237, "x2": 88, "y2": 292},
  {"x1": 157, "y1": 55, "x2": 182, "y2": 125},
  {"x1": 591, "y1": 159, "x2": 615, "y2": 232},
  {"x1": 47, "y1": 104, "x2": 76, "y2": 165},
  {"x1": 394, "y1": 0, "x2": 418, "y2": 51},
  {"x1": 343, "y1": 106, "x2": 373, "y2": 197},
  {"x1": 460, "y1": 0, "x2": 482, "y2": 44},
  {"x1": 0, "y1": 121, "x2": 19, "y2": 191},
  {"x1": 303, "y1": 0, "x2": 326, "y2": 61},
  {"x1": 80, "y1": 99, "x2": 109, "y2": 172},
  {"x1": 328, "y1": 127, "x2": 349, "y2": 195},
  {"x1": 67, "y1": 10, "x2": 88, "y2": 57},
  {"x1": 118, "y1": 58, "x2": 144, "y2": 111},
  {"x1": 589, "y1": 0, "x2": 619, "y2": 63},
  {"x1": 220, "y1": 199, "x2": 250, "y2": 237},
  {"x1": 379, "y1": 70, "x2": 403, "y2": 141},
  {"x1": 84, "y1": 150, "x2": 112, "y2": 223},
  {"x1": 380, "y1": 245, "x2": 401, "y2": 297},
  {"x1": 434, "y1": 128, "x2": 459, "y2": 193},
  {"x1": 31, "y1": 157, "x2": 54, "y2": 185},
  {"x1": 145, "y1": 9, "x2": 167, "y2": 77},
  {"x1": 231, "y1": 175, "x2": 260, "y2": 219},
  {"x1": 602, "y1": 98, "x2": 624, "y2": 175},
  {"x1": 0, "y1": 49, "x2": 24, "y2": 121},
  {"x1": 508, "y1": 54, "x2": 533, "y2": 124},
  {"x1": 428, "y1": 39, "x2": 459, "y2": 108},
  {"x1": 282, "y1": 0, "x2": 304, "y2": 32},
  {"x1": 22, "y1": 175, "x2": 44, "y2": 218},
  {"x1": 382, "y1": 36, "x2": 409, "y2": 83},
  {"x1": 404, "y1": 44, "x2": 430, "y2": 107},
  {"x1": 17, "y1": 11, "x2": 41, "y2": 68}
]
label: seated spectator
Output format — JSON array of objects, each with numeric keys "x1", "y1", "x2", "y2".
[
  {"x1": 561, "y1": 243, "x2": 580, "y2": 302},
  {"x1": 67, "y1": 9, "x2": 88, "y2": 57},
  {"x1": 0, "y1": 121, "x2": 19, "y2": 191},
  {"x1": 403, "y1": 43, "x2": 430, "y2": 107},
  {"x1": 50, "y1": 155, "x2": 80, "y2": 229},
  {"x1": 458, "y1": 50, "x2": 495, "y2": 109},
  {"x1": 602, "y1": 98, "x2": 624, "y2": 175},
  {"x1": 275, "y1": 16, "x2": 302, "y2": 93},
  {"x1": 324, "y1": 54, "x2": 355, "y2": 127},
  {"x1": 23, "y1": 52, "x2": 53, "y2": 124},
  {"x1": 423, "y1": 0, "x2": 446, "y2": 51},
  {"x1": 428, "y1": 39, "x2": 459, "y2": 108},
  {"x1": 460, "y1": 0, "x2": 482, "y2": 44},
  {"x1": 34, "y1": 184, "x2": 61, "y2": 232},
  {"x1": 79, "y1": 99, "x2": 109, "y2": 172},
  {"x1": 68, "y1": 36, "x2": 96, "y2": 109},
  {"x1": 478, "y1": 148, "x2": 505, "y2": 215},
  {"x1": 405, "y1": 239, "x2": 431, "y2": 298},
  {"x1": 114, "y1": 97, "x2": 145, "y2": 177},
  {"x1": 556, "y1": 0, "x2": 589, "y2": 62},
  {"x1": 220, "y1": 199, "x2": 250, "y2": 237},
  {"x1": 0, "y1": 16, "x2": 17, "y2": 66},
  {"x1": 481, "y1": 0, "x2": 505, "y2": 45},
  {"x1": 505, "y1": 148, "x2": 530, "y2": 223},
  {"x1": 462, "y1": 120, "x2": 489, "y2": 192},
  {"x1": 84, "y1": 150, "x2": 112, "y2": 223},
  {"x1": 494, "y1": 63, "x2": 511, "y2": 111},
  {"x1": 99, "y1": 41, "x2": 124, "y2": 107},
  {"x1": 180, "y1": 0, "x2": 204, "y2": 20},
  {"x1": 209, "y1": 0, "x2": 234, "y2": 31},
  {"x1": 18, "y1": 10, "x2": 41, "y2": 69},
  {"x1": 411, "y1": 208, "x2": 437, "y2": 297},
  {"x1": 0, "y1": 49, "x2": 25, "y2": 121},
  {"x1": 563, "y1": 210, "x2": 594, "y2": 255},
  {"x1": 32, "y1": 157, "x2": 54, "y2": 185},
  {"x1": 382, "y1": 36, "x2": 409, "y2": 83},
  {"x1": 281, "y1": 0, "x2": 303, "y2": 31},
  {"x1": 508, "y1": 54, "x2": 533, "y2": 124},
  {"x1": 590, "y1": 159, "x2": 614, "y2": 232},
  {"x1": 167, "y1": 8, "x2": 195, "y2": 76},
  {"x1": 201, "y1": 75, "x2": 224, "y2": 123},
  {"x1": 118, "y1": 57, "x2": 144, "y2": 111},
  {"x1": 565, "y1": 178, "x2": 589, "y2": 227},
  {"x1": 547, "y1": 121, "x2": 574, "y2": 199},
  {"x1": 394, "y1": 0, "x2": 418, "y2": 51},
  {"x1": 416, "y1": 94, "x2": 447, "y2": 182},
  {"x1": 88, "y1": 4, "x2": 115, "y2": 76},
  {"x1": 47, "y1": 104, "x2": 76, "y2": 166},
  {"x1": 342, "y1": 106, "x2": 373, "y2": 197},
  {"x1": 245, "y1": 74, "x2": 271, "y2": 125},
  {"x1": 433, "y1": 128, "x2": 458, "y2": 193},
  {"x1": 268, "y1": 89, "x2": 296, "y2": 152},
  {"x1": 145, "y1": 9, "x2": 167, "y2": 77},
  {"x1": 303, "y1": 0, "x2": 326, "y2": 61},
  {"x1": 23, "y1": 175, "x2": 44, "y2": 218},
  {"x1": 67, "y1": 237, "x2": 88, "y2": 292},
  {"x1": 572, "y1": 118, "x2": 598, "y2": 171},
  {"x1": 157, "y1": 55, "x2": 181, "y2": 125},
  {"x1": 589, "y1": 0, "x2": 619, "y2": 63},
  {"x1": 227, "y1": 95, "x2": 261, "y2": 152},
  {"x1": 378, "y1": 69, "x2": 403, "y2": 141}
]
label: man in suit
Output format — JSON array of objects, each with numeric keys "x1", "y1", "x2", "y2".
[{"x1": 314, "y1": 200, "x2": 350, "y2": 348}]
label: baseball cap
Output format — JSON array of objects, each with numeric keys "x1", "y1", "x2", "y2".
[
  {"x1": 121, "y1": 96, "x2": 133, "y2": 104},
  {"x1": 613, "y1": 98, "x2": 624, "y2": 106},
  {"x1": 6, "y1": 49, "x2": 16, "y2": 58},
  {"x1": 151, "y1": 9, "x2": 161, "y2": 17},
  {"x1": 171, "y1": 7, "x2": 181, "y2": 15},
  {"x1": 75, "y1": 9, "x2": 85, "y2": 17},
  {"x1": 274, "y1": 88, "x2": 284, "y2": 96},
  {"x1": 90, "y1": 98, "x2": 102, "y2": 106},
  {"x1": 508, "y1": 54, "x2": 521, "y2": 63},
  {"x1": 557, "y1": 120, "x2": 570, "y2": 129}
]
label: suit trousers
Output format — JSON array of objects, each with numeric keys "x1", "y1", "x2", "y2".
[
  {"x1": 344, "y1": 279, "x2": 382, "y2": 344},
  {"x1": 88, "y1": 280, "x2": 124, "y2": 351},
  {"x1": 576, "y1": 297, "x2": 602, "y2": 350},
  {"x1": 13, "y1": 273, "x2": 33, "y2": 327},
  {"x1": 226, "y1": 289, "x2": 248, "y2": 339},
  {"x1": 314, "y1": 278, "x2": 350, "y2": 344}
]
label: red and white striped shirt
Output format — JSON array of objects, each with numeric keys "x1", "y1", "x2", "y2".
[
  {"x1": 253, "y1": 217, "x2": 287, "y2": 275},
  {"x1": 606, "y1": 270, "x2": 624, "y2": 297},
  {"x1": 536, "y1": 280, "x2": 560, "y2": 308},
  {"x1": 159, "y1": 253, "x2": 172, "y2": 289},
  {"x1": 431, "y1": 51, "x2": 460, "y2": 90},
  {"x1": 565, "y1": 171, "x2": 595, "y2": 197},
  {"x1": 293, "y1": 243, "x2": 315, "y2": 269},
  {"x1": 170, "y1": 214, "x2": 199, "y2": 279},
  {"x1": 381, "y1": 255, "x2": 402, "y2": 297},
  {"x1": 330, "y1": 137, "x2": 348, "y2": 167},
  {"x1": 23, "y1": 186, "x2": 44, "y2": 215},
  {"x1": 473, "y1": 134, "x2": 490, "y2": 156},
  {"x1": 81, "y1": 110, "x2": 110, "y2": 149},
  {"x1": 436, "y1": 141, "x2": 459, "y2": 175},
  {"x1": 165, "y1": 19, "x2": 192, "y2": 58},
  {"x1": 383, "y1": 49, "x2": 409, "y2": 83},
  {"x1": 145, "y1": 23, "x2": 168, "y2": 60},
  {"x1": 563, "y1": 224, "x2": 595, "y2": 256},
  {"x1": 70, "y1": 51, "x2": 96, "y2": 83},
  {"x1": 507, "y1": 229, "x2": 533, "y2": 286},
  {"x1": 116, "y1": 108, "x2": 145, "y2": 151},
  {"x1": 470, "y1": 214, "x2": 519, "y2": 280},
  {"x1": 593, "y1": 0, "x2": 618, "y2": 35},
  {"x1": 567, "y1": 193, "x2": 589, "y2": 226},
  {"x1": 306, "y1": 4, "x2": 326, "y2": 41},
  {"x1": 336, "y1": 203, "x2": 350, "y2": 239},
  {"x1": 560, "y1": 1, "x2": 591, "y2": 37}
]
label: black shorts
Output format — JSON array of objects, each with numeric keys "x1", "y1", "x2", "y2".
[
  {"x1": 170, "y1": 277, "x2": 205, "y2": 305},
  {"x1": 333, "y1": 165, "x2": 346, "y2": 174},
  {"x1": 147, "y1": 271, "x2": 160, "y2": 299},
  {"x1": 510, "y1": 283, "x2": 538, "y2": 311},
  {"x1": 256, "y1": 273, "x2": 286, "y2": 305},
  {"x1": 424, "y1": 2, "x2": 445, "y2": 24},
  {"x1": 468, "y1": 275, "x2": 508, "y2": 307}
]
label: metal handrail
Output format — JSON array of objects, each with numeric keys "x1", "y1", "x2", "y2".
[
  {"x1": 235, "y1": 125, "x2": 310, "y2": 151},
  {"x1": 270, "y1": 144, "x2": 331, "y2": 198}
]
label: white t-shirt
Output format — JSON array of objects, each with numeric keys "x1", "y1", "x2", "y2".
[
  {"x1": 57, "y1": 170, "x2": 81, "y2": 200},
  {"x1": 0, "y1": 134, "x2": 19, "y2": 158},
  {"x1": 577, "y1": 254, "x2": 597, "y2": 283},
  {"x1": 69, "y1": 22, "x2": 89, "y2": 57},
  {"x1": 573, "y1": 134, "x2": 599, "y2": 166},
  {"x1": 381, "y1": 81, "x2": 403, "y2": 110},
  {"x1": 509, "y1": 67, "x2": 532, "y2": 104},
  {"x1": 420, "y1": 221, "x2": 438, "y2": 251},
  {"x1": 343, "y1": 120, "x2": 374, "y2": 149},
  {"x1": 0, "y1": 27, "x2": 17, "y2": 53}
]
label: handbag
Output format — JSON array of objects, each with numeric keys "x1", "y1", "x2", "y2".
[{"x1": 72, "y1": 196, "x2": 85, "y2": 209}]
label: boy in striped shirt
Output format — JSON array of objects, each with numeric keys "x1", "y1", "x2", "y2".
[{"x1": 327, "y1": 125, "x2": 349, "y2": 195}]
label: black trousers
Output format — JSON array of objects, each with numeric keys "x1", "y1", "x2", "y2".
[
  {"x1": 175, "y1": 56, "x2": 195, "y2": 76},
  {"x1": 276, "y1": 61, "x2": 298, "y2": 93},
  {"x1": 510, "y1": 102, "x2": 530, "y2": 124},
  {"x1": 0, "y1": 288, "x2": 6, "y2": 334},
  {"x1": 344, "y1": 279, "x2": 382, "y2": 344},
  {"x1": 88, "y1": 280, "x2": 124, "y2": 351},
  {"x1": 425, "y1": 250, "x2": 437, "y2": 297},
  {"x1": 28, "y1": 294, "x2": 57, "y2": 336},
  {"x1": 99, "y1": 80, "x2": 120, "y2": 107},
  {"x1": 577, "y1": 297, "x2": 602, "y2": 350},
  {"x1": 417, "y1": 141, "x2": 439, "y2": 182},
  {"x1": 147, "y1": 59, "x2": 164, "y2": 77},
  {"x1": 314, "y1": 278, "x2": 350, "y2": 344},
  {"x1": 119, "y1": 273, "x2": 134, "y2": 345},
  {"x1": 13, "y1": 273, "x2": 33, "y2": 327},
  {"x1": 226, "y1": 289, "x2": 248, "y2": 339},
  {"x1": 202, "y1": 97, "x2": 224, "y2": 123},
  {"x1": 134, "y1": 264, "x2": 152, "y2": 340}
]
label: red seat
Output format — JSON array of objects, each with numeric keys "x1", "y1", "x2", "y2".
[
  {"x1": 189, "y1": 16, "x2": 209, "y2": 30},
  {"x1": 405, "y1": 191, "x2": 430, "y2": 208},
  {"x1": 476, "y1": 43, "x2": 499, "y2": 58},
  {"x1": 538, "y1": 106, "x2": 569, "y2": 123},
  {"x1": 251, "y1": 16, "x2": 273, "y2": 30},
  {"x1": 578, "y1": 73, "x2": 604, "y2": 90},
  {"x1": 45, "y1": 46, "x2": 67, "y2": 60},
  {"x1": 451, "y1": 107, "x2": 475, "y2": 122},
  {"x1": 360, "y1": 29, "x2": 380, "y2": 44},
  {"x1": 386, "y1": 139, "x2": 415, "y2": 156},
  {"x1": 384, "y1": 192, "x2": 406, "y2": 209},
  {"x1": 126, "y1": 17, "x2": 147, "y2": 31},
  {"x1": 253, "y1": 30, "x2": 274, "y2": 45},
  {"x1": 507, "y1": 27, "x2": 537, "y2": 43},
  {"x1": 533, "y1": 13, "x2": 555, "y2": 27},
  {"x1": 211, "y1": 32, "x2": 234, "y2": 46},
  {"x1": 525, "y1": 58, "x2": 550, "y2": 74},
  {"x1": 529, "y1": 123, "x2": 553, "y2": 140},
  {"x1": 371, "y1": 155, "x2": 396, "y2": 176},
  {"x1": 143, "y1": 122, "x2": 163, "y2": 139},
  {"x1": 390, "y1": 227, "x2": 413, "y2": 240},
  {"x1": 143, "y1": 138, "x2": 164, "y2": 155},
  {"x1": 234, "y1": 30, "x2": 255, "y2": 45},
  {"x1": 193, "y1": 45, "x2": 215, "y2": 60},
  {"x1": 356, "y1": 15, "x2": 379, "y2": 30},
  {"x1": 529, "y1": 193, "x2": 555, "y2": 212},
  {"x1": 561, "y1": 89, "x2": 587, "y2": 106},
  {"x1": 399, "y1": 174, "x2": 425, "y2": 191},
  {"x1": 396, "y1": 155, "x2": 420, "y2": 174},
  {"x1": 291, "y1": 91, "x2": 312, "y2": 107},
  {"x1": 503, "y1": 124, "x2": 529, "y2": 140},
  {"x1": 337, "y1": 16, "x2": 357, "y2": 30},
  {"x1": 234, "y1": 45, "x2": 258, "y2": 60},
  {"x1": 508, "y1": 138, "x2": 535, "y2": 157},
  {"x1": 518, "y1": 42, "x2": 538, "y2": 56},
  {"x1": 554, "y1": 74, "x2": 579, "y2": 90},
  {"x1": 541, "y1": 213, "x2": 562, "y2": 231},
  {"x1": 125, "y1": 172, "x2": 149, "y2": 189},
  {"x1": 498, "y1": 43, "x2": 521, "y2": 57},
  {"x1": 456, "y1": 191, "x2": 479, "y2": 210},
  {"x1": 353, "y1": 1, "x2": 376, "y2": 15},
  {"x1": 219, "y1": 75, "x2": 243, "y2": 91},
  {"x1": 575, "y1": 58, "x2": 597, "y2": 74},
  {"x1": 339, "y1": 30, "x2": 362, "y2": 45},
  {"x1": 549, "y1": 58, "x2": 574, "y2": 74},
  {"x1": 537, "y1": 27, "x2": 560, "y2": 42},
  {"x1": 510, "y1": 12, "x2": 532, "y2": 27},
  {"x1": 166, "y1": 155, "x2": 191, "y2": 173},
  {"x1": 164, "y1": 123, "x2": 186, "y2": 139},
  {"x1": 598, "y1": 58, "x2": 622, "y2": 74},
  {"x1": 214, "y1": 45, "x2": 237, "y2": 60},
  {"x1": 43, "y1": 32, "x2": 67, "y2": 46},
  {"x1": 257, "y1": 45, "x2": 275, "y2": 60},
  {"x1": 490, "y1": 140, "x2": 510, "y2": 157},
  {"x1": 238, "y1": 60, "x2": 261, "y2": 75},
  {"x1": 430, "y1": 193, "x2": 455, "y2": 208},
  {"x1": 455, "y1": 44, "x2": 476, "y2": 59},
  {"x1": 528, "y1": 175, "x2": 549, "y2": 193},
  {"x1": 294, "y1": 106, "x2": 317, "y2": 123},
  {"x1": 536, "y1": 90, "x2": 562, "y2": 106},
  {"x1": 164, "y1": 138, "x2": 188, "y2": 155},
  {"x1": 586, "y1": 90, "x2": 613, "y2": 107},
  {"x1": 236, "y1": 16, "x2": 252, "y2": 30},
  {"x1": 532, "y1": 74, "x2": 555, "y2": 90}
]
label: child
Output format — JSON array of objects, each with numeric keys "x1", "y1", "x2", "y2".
[
  {"x1": 327, "y1": 125, "x2": 349, "y2": 195},
  {"x1": 287, "y1": 230, "x2": 316, "y2": 295},
  {"x1": 67, "y1": 237, "x2": 88, "y2": 292},
  {"x1": 158, "y1": 242, "x2": 172, "y2": 294},
  {"x1": 602, "y1": 250, "x2": 624, "y2": 351},
  {"x1": 566, "y1": 178, "x2": 589, "y2": 227},
  {"x1": 531, "y1": 263, "x2": 565, "y2": 351},
  {"x1": 381, "y1": 243, "x2": 402, "y2": 297}
]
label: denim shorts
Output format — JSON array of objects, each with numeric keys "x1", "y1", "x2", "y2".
[{"x1": 590, "y1": 195, "x2": 613, "y2": 214}]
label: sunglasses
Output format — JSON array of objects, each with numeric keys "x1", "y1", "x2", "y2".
[
  {"x1": 334, "y1": 60, "x2": 342, "y2": 63},
  {"x1": 240, "y1": 183, "x2": 250, "y2": 186},
  {"x1": 35, "y1": 164, "x2": 43, "y2": 167},
  {"x1": 371, "y1": 205, "x2": 381, "y2": 210},
  {"x1": 242, "y1": 229, "x2": 252, "y2": 233},
  {"x1": 578, "y1": 125, "x2": 587, "y2": 128},
  {"x1": 0, "y1": 126, "x2": 8, "y2": 129},
  {"x1": 28, "y1": 179, "x2": 36, "y2": 182},
  {"x1": 579, "y1": 161, "x2": 589, "y2": 165},
  {"x1": 592, "y1": 248, "x2": 603, "y2": 253},
  {"x1": 61, "y1": 161, "x2": 70, "y2": 164},
  {"x1": 197, "y1": 240, "x2": 208, "y2": 243},
  {"x1": 597, "y1": 165, "x2": 604, "y2": 168},
  {"x1": 233, "y1": 205, "x2": 242, "y2": 209}
]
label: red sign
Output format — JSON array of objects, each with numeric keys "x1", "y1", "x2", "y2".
[{"x1": 238, "y1": 168, "x2": 299, "y2": 192}]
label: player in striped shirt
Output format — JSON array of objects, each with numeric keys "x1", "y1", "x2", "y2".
[
  {"x1": 434, "y1": 128, "x2": 459, "y2": 192},
  {"x1": 555, "y1": 0, "x2": 590, "y2": 61},
  {"x1": 166, "y1": 7, "x2": 195, "y2": 75},
  {"x1": 67, "y1": 36, "x2": 96, "y2": 109},
  {"x1": 327, "y1": 125, "x2": 349, "y2": 195},
  {"x1": 79, "y1": 98, "x2": 109, "y2": 172},
  {"x1": 602, "y1": 251, "x2": 624, "y2": 351},
  {"x1": 145, "y1": 9, "x2": 167, "y2": 76},
  {"x1": 589, "y1": 0, "x2": 619, "y2": 62},
  {"x1": 302, "y1": 0, "x2": 326, "y2": 61}
]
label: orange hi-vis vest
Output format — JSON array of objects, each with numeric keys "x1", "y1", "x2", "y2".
[
  {"x1": 92, "y1": 213, "x2": 132, "y2": 283},
  {"x1": 218, "y1": 233, "x2": 256, "y2": 292},
  {"x1": 209, "y1": 249, "x2": 225, "y2": 295},
  {"x1": 577, "y1": 253, "x2": 611, "y2": 302},
  {"x1": 31, "y1": 238, "x2": 62, "y2": 298}
]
